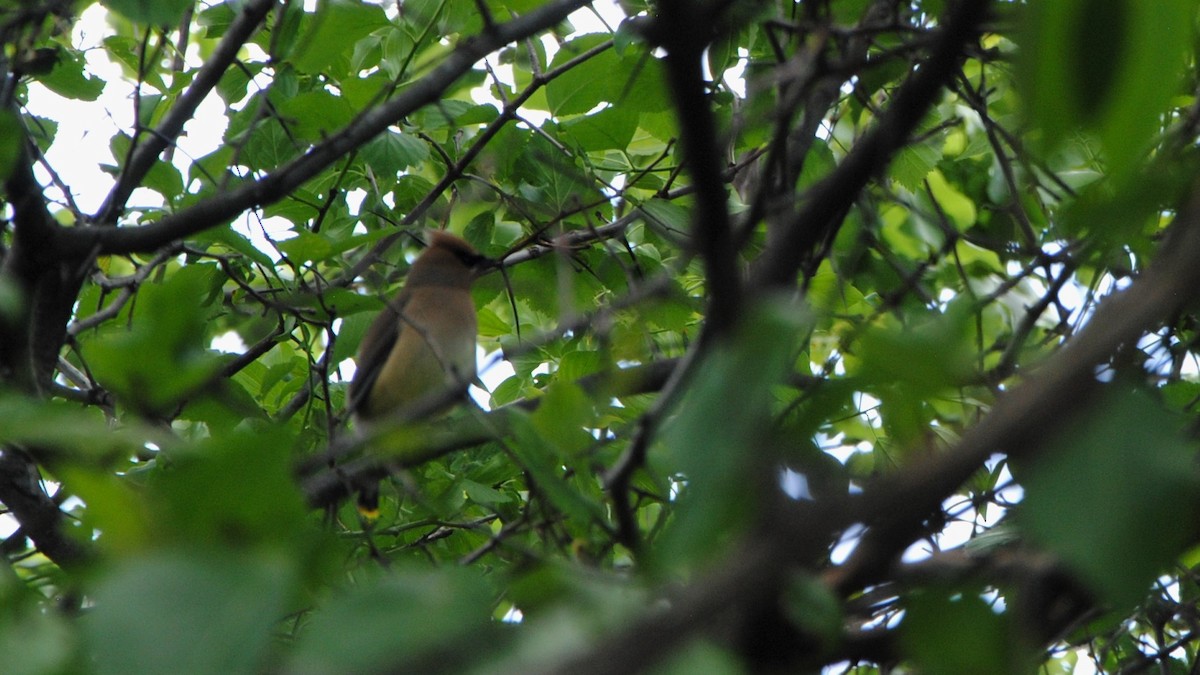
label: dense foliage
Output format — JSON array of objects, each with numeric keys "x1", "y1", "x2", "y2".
[{"x1": 2, "y1": 0, "x2": 1200, "y2": 672}]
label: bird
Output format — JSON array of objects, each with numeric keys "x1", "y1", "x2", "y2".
[{"x1": 346, "y1": 230, "x2": 489, "y2": 516}]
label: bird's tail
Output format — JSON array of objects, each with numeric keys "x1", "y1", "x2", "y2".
[{"x1": 356, "y1": 480, "x2": 381, "y2": 521}]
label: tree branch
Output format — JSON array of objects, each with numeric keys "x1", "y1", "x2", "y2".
[
  {"x1": 92, "y1": 0, "x2": 277, "y2": 226},
  {"x1": 529, "y1": 175, "x2": 1200, "y2": 673},
  {"x1": 752, "y1": 0, "x2": 992, "y2": 288},
  {"x1": 650, "y1": 0, "x2": 742, "y2": 335},
  {"x1": 65, "y1": 0, "x2": 594, "y2": 257}
]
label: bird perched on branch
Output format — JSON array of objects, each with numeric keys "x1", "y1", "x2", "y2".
[{"x1": 347, "y1": 230, "x2": 489, "y2": 516}]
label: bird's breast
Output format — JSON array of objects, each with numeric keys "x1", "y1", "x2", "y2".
[{"x1": 364, "y1": 286, "x2": 477, "y2": 418}]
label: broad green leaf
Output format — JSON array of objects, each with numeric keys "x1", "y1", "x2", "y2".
[
  {"x1": 806, "y1": 264, "x2": 871, "y2": 315},
  {"x1": 191, "y1": 225, "x2": 276, "y2": 269},
  {"x1": 402, "y1": 0, "x2": 484, "y2": 37},
  {"x1": 83, "y1": 551, "x2": 294, "y2": 675},
  {"x1": 35, "y1": 50, "x2": 103, "y2": 101},
  {"x1": 797, "y1": 138, "x2": 836, "y2": 190},
  {"x1": 58, "y1": 468, "x2": 151, "y2": 552},
  {"x1": 82, "y1": 264, "x2": 225, "y2": 415},
  {"x1": 102, "y1": 0, "x2": 191, "y2": 26},
  {"x1": 141, "y1": 160, "x2": 183, "y2": 203},
  {"x1": 0, "y1": 394, "x2": 168, "y2": 465},
  {"x1": 891, "y1": 142, "x2": 939, "y2": 192},
  {"x1": 102, "y1": 36, "x2": 167, "y2": 91},
  {"x1": 241, "y1": 122, "x2": 302, "y2": 171},
  {"x1": 197, "y1": 1, "x2": 235, "y2": 37},
  {"x1": 782, "y1": 573, "x2": 844, "y2": 644},
  {"x1": 557, "y1": 349, "x2": 604, "y2": 383},
  {"x1": 853, "y1": 303, "x2": 974, "y2": 396},
  {"x1": 288, "y1": 568, "x2": 497, "y2": 674},
  {"x1": 0, "y1": 610, "x2": 76, "y2": 675},
  {"x1": 23, "y1": 114, "x2": 56, "y2": 154},
  {"x1": 292, "y1": 0, "x2": 391, "y2": 74},
  {"x1": 656, "y1": 298, "x2": 808, "y2": 568},
  {"x1": 925, "y1": 169, "x2": 976, "y2": 230},
  {"x1": 360, "y1": 130, "x2": 431, "y2": 175},
  {"x1": 562, "y1": 106, "x2": 639, "y2": 151},
  {"x1": 954, "y1": 240, "x2": 1003, "y2": 276},
  {"x1": 531, "y1": 380, "x2": 594, "y2": 456},
  {"x1": 639, "y1": 198, "x2": 690, "y2": 234},
  {"x1": 509, "y1": 410, "x2": 607, "y2": 525},
  {"x1": 1020, "y1": 388, "x2": 1200, "y2": 610},
  {"x1": 410, "y1": 100, "x2": 474, "y2": 131},
  {"x1": 902, "y1": 587, "x2": 1030, "y2": 675},
  {"x1": 150, "y1": 427, "x2": 314, "y2": 549},
  {"x1": 545, "y1": 35, "x2": 618, "y2": 115},
  {"x1": 653, "y1": 641, "x2": 744, "y2": 675},
  {"x1": 487, "y1": 0, "x2": 546, "y2": 14},
  {"x1": 1018, "y1": 0, "x2": 1192, "y2": 182},
  {"x1": 275, "y1": 90, "x2": 355, "y2": 140},
  {"x1": 462, "y1": 479, "x2": 511, "y2": 506},
  {"x1": 278, "y1": 230, "x2": 336, "y2": 263}
]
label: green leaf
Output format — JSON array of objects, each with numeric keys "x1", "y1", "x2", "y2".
[
  {"x1": 652, "y1": 641, "x2": 744, "y2": 675},
  {"x1": 796, "y1": 138, "x2": 836, "y2": 190},
  {"x1": 853, "y1": 302, "x2": 974, "y2": 396},
  {"x1": 545, "y1": 35, "x2": 618, "y2": 115},
  {"x1": 656, "y1": 298, "x2": 808, "y2": 568},
  {"x1": 241, "y1": 122, "x2": 302, "y2": 171},
  {"x1": 102, "y1": 36, "x2": 166, "y2": 91},
  {"x1": 902, "y1": 587, "x2": 1029, "y2": 675},
  {"x1": 401, "y1": 0, "x2": 479, "y2": 37},
  {"x1": 360, "y1": 130, "x2": 431, "y2": 175},
  {"x1": 278, "y1": 230, "x2": 336, "y2": 263},
  {"x1": 509, "y1": 410, "x2": 607, "y2": 525},
  {"x1": 274, "y1": 90, "x2": 355, "y2": 140},
  {"x1": 83, "y1": 551, "x2": 294, "y2": 675},
  {"x1": 23, "y1": 114, "x2": 57, "y2": 154},
  {"x1": 288, "y1": 568, "x2": 497, "y2": 674},
  {"x1": 557, "y1": 350, "x2": 603, "y2": 383},
  {"x1": 638, "y1": 198, "x2": 690, "y2": 234},
  {"x1": 197, "y1": 1, "x2": 235, "y2": 37},
  {"x1": 191, "y1": 225, "x2": 275, "y2": 269},
  {"x1": 34, "y1": 50, "x2": 103, "y2": 101},
  {"x1": 781, "y1": 573, "x2": 844, "y2": 643},
  {"x1": 562, "y1": 106, "x2": 638, "y2": 151},
  {"x1": 141, "y1": 161, "x2": 184, "y2": 203},
  {"x1": 410, "y1": 100, "x2": 474, "y2": 131},
  {"x1": 102, "y1": 0, "x2": 191, "y2": 25},
  {"x1": 891, "y1": 142, "x2": 940, "y2": 192},
  {"x1": 150, "y1": 427, "x2": 314, "y2": 549},
  {"x1": 58, "y1": 468, "x2": 151, "y2": 552},
  {"x1": 82, "y1": 265, "x2": 225, "y2": 415},
  {"x1": 0, "y1": 610, "x2": 76, "y2": 675},
  {"x1": 292, "y1": 0, "x2": 391, "y2": 74},
  {"x1": 531, "y1": 381, "x2": 594, "y2": 456},
  {"x1": 0, "y1": 111, "x2": 22, "y2": 182},
  {"x1": 924, "y1": 169, "x2": 976, "y2": 230},
  {"x1": 613, "y1": 17, "x2": 642, "y2": 56},
  {"x1": 462, "y1": 479, "x2": 511, "y2": 506},
  {"x1": 334, "y1": 311, "x2": 375, "y2": 366},
  {"x1": 1020, "y1": 388, "x2": 1200, "y2": 610},
  {"x1": 1018, "y1": 0, "x2": 1192, "y2": 182}
]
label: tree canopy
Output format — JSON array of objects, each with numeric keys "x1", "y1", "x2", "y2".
[{"x1": 2, "y1": 0, "x2": 1200, "y2": 672}]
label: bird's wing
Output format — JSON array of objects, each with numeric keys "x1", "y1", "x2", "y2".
[{"x1": 347, "y1": 292, "x2": 408, "y2": 418}]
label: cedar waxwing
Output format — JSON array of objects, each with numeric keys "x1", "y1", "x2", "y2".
[{"x1": 347, "y1": 231, "x2": 489, "y2": 514}]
